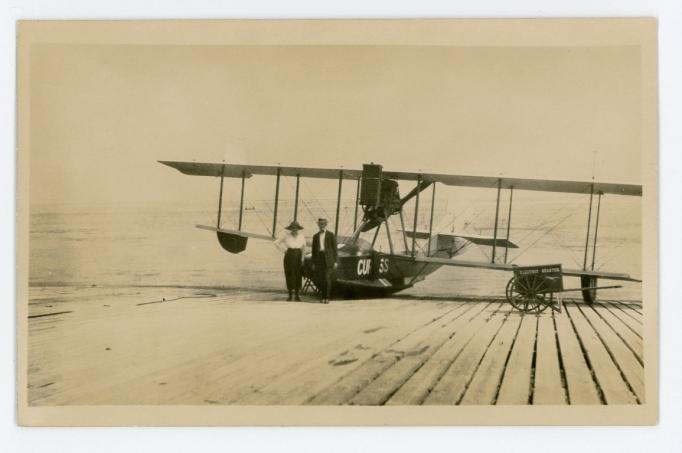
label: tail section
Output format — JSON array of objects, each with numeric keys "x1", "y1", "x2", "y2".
[
  {"x1": 443, "y1": 232, "x2": 518, "y2": 249},
  {"x1": 401, "y1": 229, "x2": 518, "y2": 257}
]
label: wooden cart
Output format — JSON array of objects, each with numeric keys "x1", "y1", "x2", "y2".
[{"x1": 505, "y1": 264, "x2": 622, "y2": 313}]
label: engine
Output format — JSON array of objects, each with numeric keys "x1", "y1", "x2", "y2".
[{"x1": 359, "y1": 164, "x2": 401, "y2": 232}]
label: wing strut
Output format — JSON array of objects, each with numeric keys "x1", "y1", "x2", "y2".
[
  {"x1": 491, "y1": 178, "x2": 502, "y2": 263},
  {"x1": 238, "y1": 170, "x2": 246, "y2": 230},
  {"x1": 371, "y1": 222, "x2": 381, "y2": 247},
  {"x1": 427, "y1": 182, "x2": 436, "y2": 256},
  {"x1": 353, "y1": 176, "x2": 360, "y2": 231},
  {"x1": 503, "y1": 186, "x2": 514, "y2": 263},
  {"x1": 384, "y1": 218, "x2": 395, "y2": 254},
  {"x1": 293, "y1": 173, "x2": 300, "y2": 222},
  {"x1": 590, "y1": 192, "x2": 603, "y2": 270},
  {"x1": 411, "y1": 175, "x2": 422, "y2": 257},
  {"x1": 272, "y1": 167, "x2": 281, "y2": 238},
  {"x1": 217, "y1": 164, "x2": 225, "y2": 228},
  {"x1": 582, "y1": 183, "x2": 595, "y2": 269},
  {"x1": 335, "y1": 170, "x2": 343, "y2": 236},
  {"x1": 399, "y1": 210, "x2": 410, "y2": 252}
]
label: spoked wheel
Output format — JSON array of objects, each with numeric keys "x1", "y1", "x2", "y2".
[
  {"x1": 580, "y1": 275, "x2": 597, "y2": 304},
  {"x1": 505, "y1": 274, "x2": 552, "y2": 314}
]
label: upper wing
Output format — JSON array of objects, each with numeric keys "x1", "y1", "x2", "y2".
[
  {"x1": 405, "y1": 255, "x2": 640, "y2": 282},
  {"x1": 159, "y1": 161, "x2": 355, "y2": 180},
  {"x1": 159, "y1": 161, "x2": 642, "y2": 196}
]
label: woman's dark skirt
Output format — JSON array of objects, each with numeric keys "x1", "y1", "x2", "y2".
[{"x1": 283, "y1": 248, "x2": 303, "y2": 291}]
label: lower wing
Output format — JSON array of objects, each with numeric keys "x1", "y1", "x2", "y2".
[{"x1": 407, "y1": 255, "x2": 641, "y2": 282}]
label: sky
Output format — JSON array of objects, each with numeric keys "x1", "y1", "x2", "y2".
[{"x1": 28, "y1": 44, "x2": 642, "y2": 206}]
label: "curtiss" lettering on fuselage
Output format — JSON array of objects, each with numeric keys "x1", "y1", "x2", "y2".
[{"x1": 357, "y1": 257, "x2": 389, "y2": 276}]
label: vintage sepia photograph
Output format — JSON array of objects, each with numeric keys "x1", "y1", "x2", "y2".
[{"x1": 15, "y1": 19, "x2": 658, "y2": 425}]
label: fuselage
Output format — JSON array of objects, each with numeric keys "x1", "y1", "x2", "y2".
[{"x1": 302, "y1": 222, "x2": 449, "y2": 298}]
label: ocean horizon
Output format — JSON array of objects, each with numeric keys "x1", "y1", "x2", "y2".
[{"x1": 28, "y1": 196, "x2": 642, "y2": 301}]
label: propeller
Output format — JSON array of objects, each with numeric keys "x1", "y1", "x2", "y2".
[{"x1": 398, "y1": 180, "x2": 432, "y2": 209}]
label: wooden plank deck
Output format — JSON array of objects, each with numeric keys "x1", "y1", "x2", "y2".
[{"x1": 27, "y1": 286, "x2": 644, "y2": 406}]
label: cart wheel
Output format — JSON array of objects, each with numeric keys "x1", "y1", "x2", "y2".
[
  {"x1": 505, "y1": 275, "x2": 550, "y2": 314},
  {"x1": 581, "y1": 275, "x2": 597, "y2": 304}
]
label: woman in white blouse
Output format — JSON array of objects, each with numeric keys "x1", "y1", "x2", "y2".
[{"x1": 274, "y1": 220, "x2": 306, "y2": 301}]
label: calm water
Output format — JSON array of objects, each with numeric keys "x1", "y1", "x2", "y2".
[{"x1": 29, "y1": 193, "x2": 642, "y2": 300}]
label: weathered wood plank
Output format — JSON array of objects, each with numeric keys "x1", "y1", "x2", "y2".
[
  {"x1": 590, "y1": 303, "x2": 643, "y2": 363},
  {"x1": 32, "y1": 292, "x2": 455, "y2": 405},
  {"x1": 576, "y1": 304, "x2": 644, "y2": 403},
  {"x1": 418, "y1": 308, "x2": 506, "y2": 405},
  {"x1": 612, "y1": 300, "x2": 643, "y2": 315},
  {"x1": 459, "y1": 312, "x2": 522, "y2": 405},
  {"x1": 35, "y1": 298, "x2": 324, "y2": 405},
  {"x1": 496, "y1": 314, "x2": 537, "y2": 405},
  {"x1": 185, "y1": 300, "x2": 458, "y2": 405},
  {"x1": 348, "y1": 303, "x2": 490, "y2": 405},
  {"x1": 606, "y1": 301, "x2": 643, "y2": 329},
  {"x1": 28, "y1": 286, "x2": 644, "y2": 407},
  {"x1": 308, "y1": 303, "x2": 486, "y2": 405},
  {"x1": 553, "y1": 302, "x2": 601, "y2": 405},
  {"x1": 533, "y1": 312, "x2": 566, "y2": 405},
  {"x1": 244, "y1": 302, "x2": 474, "y2": 405},
  {"x1": 564, "y1": 303, "x2": 637, "y2": 404},
  {"x1": 386, "y1": 303, "x2": 499, "y2": 405},
  {"x1": 600, "y1": 303, "x2": 643, "y2": 341}
]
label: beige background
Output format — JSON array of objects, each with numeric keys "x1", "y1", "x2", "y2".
[
  {"x1": 16, "y1": 18, "x2": 658, "y2": 426},
  {"x1": 29, "y1": 44, "x2": 641, "y2": 206}
]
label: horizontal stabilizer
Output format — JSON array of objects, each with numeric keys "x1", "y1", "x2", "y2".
[
  {"x1": 449, "y1": 233, "x2": 519, "y2": 249},
  {"x1": 401, "y1": 230, "x2": 519, "y2": 249}
]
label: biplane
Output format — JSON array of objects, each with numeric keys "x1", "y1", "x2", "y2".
[{"x1": 160, "y1": 161, "x2": 642, "y2": 313}]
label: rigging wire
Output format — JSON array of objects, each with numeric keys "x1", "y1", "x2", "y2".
[
  {"x1": 596, "y1": 238, "x2": 633, "y2": 271},
  {"x1": 511, "y1": 207, "x2": 568, "y2": 245},
  {"x1": 503, "y1": 206, "x2": 582, "y2": 266},
  {"x1": 276, "y1": 175, "x2": 315, "y2": 228},
  {"x1": 405, "y1": 180, "x2": 505, "y2": 259},
  {"x1": 509, "y1": 212, "x2": 574, "y2": 264},
  {"x1": 244, "y1": 177, "x2": 285, "y2": 236},
  {"x1": 494, "y1": 207, "x2": 571, "y2": 263},
  {"x1": 300, "y1": 177, "x2": 333, "y2": 221},
  {"x1": 550, "y1": 233, "x2": 584, "y2": 267}
]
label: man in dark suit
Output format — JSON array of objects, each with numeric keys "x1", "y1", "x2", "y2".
[{"x1": 311, "y1": 218, "x2": 338, "y2": 304}]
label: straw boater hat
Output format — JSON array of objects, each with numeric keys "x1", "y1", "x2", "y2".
[
  {"x1": 285, "y1": 220, "x2": 304, "y2": 231},
  {"x1": 317, "y1": 218, "x2": 328, "y2": 224}
]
